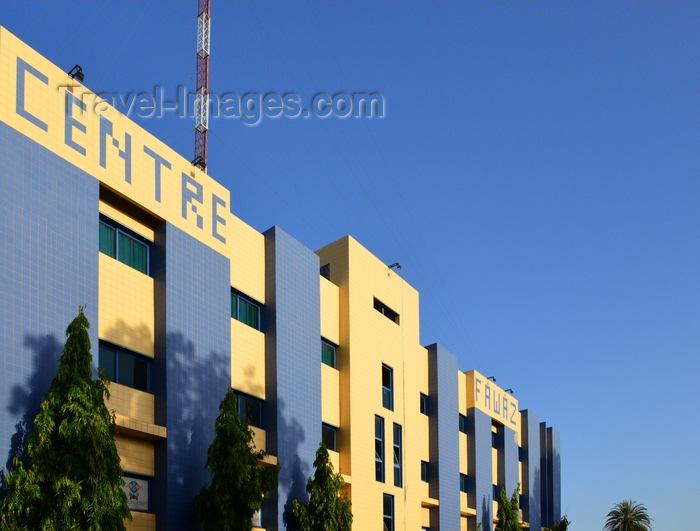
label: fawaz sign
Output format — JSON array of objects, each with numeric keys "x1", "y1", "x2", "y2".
[{"x1": 465, "y1": 370, "x2": 520, "y2": 433}]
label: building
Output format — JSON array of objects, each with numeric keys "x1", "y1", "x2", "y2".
[{"x1": 0, "y1": 27, "x2": 560, "y2": 531}]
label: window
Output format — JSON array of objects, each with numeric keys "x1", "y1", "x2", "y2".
[
  {"x1": 322, "y1": 423, "x2": 337, "y2": 452},
  {"x1": 493, "y1": 485, "x2": 502, "y2": 501},
  {"x1": 421, "y1": 460, "x2": 429, "y2": 483},
  {"x1": 375, "y1": 416, "x2": 385, "y2": 482},
  {"x1": 383, "y1": 493, "x2": 394, "y2": 531},
  {"x1": 382, "y1": 364, "x2": 393, "y2": 410},
  {"x1": 393, "y1": 423, "x2": 402, "y2": 487},
  {"x1": 420, "y1": 393, "x2": 428, "y2": 415},
  {"x1": 492, "y1": 430, "x2": 499, "y2": 449},
  {"x1": 460, "y1": 473, "x2": 468, "y2": 493},
  {"x1": 321, "y1": 339, "x2": 336, "y2": 368},
  {"x1": 99, "y1": 343, "x2": 150, "y2": 393},
  {"x1": 231, "y1": 290, "x2": 261, "y2": 330},
  {"x1": 237, "y1": 393, "x2": 262, "y2": 428},
  {"x1": 99, "y1": 216, "x2": 149, "y2": 275},
  {"x1": 459, "y1": 413, "x2": 467, "y2": 434},
  {"x1": 320, "y1": 263, "x2": 330, "y2": 280},
  {"x1": 374, "y1": 297, "x2": 399, "y2": 324}
]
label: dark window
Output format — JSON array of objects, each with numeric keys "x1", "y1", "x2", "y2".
[
  {"x1": 460, "y1": 473, "x2": 468, "y2": 493},
  {"x1": 322, "y1": 423, "x2": 337, "y2": 452},
  {"x1": 231, "y1": 290, "x2": 261, "y2": 330},
  {"x1": 237, "y1": 393, "x2": 262, "y2": 428},
  {"x1": 383, "y1": 493, "x2": 394, "y2": 531},
  {"x1": 493, "y1": 485, "x2": 502, "y2": 501},
  {"x1": 382, "y1": 364, "x2": 393, "y2": 410},
  {"x1": 374, "y1": 297, "x2": 399, "y2": 324},
  {"x1": 320, "y1": 263, "x2": 330, "y2": 280},
  {"x1": 492, "y1": 430, "x2": 498, "y2": 449},
  {"x1": 322, "y1": 340, "x2": 336, "y2": 368},
  {"x1": 459, "y1": 413, "x2": 467, "y2": 434},
  {"x1": 393, "y1": 423, "x2": 402, "y2": 487},
  {"x1": 99, "y1": 217, "x2": 149, "y2": 275},
  {"x1": 375, "y1": 416, "x2": 385, "y2": 482},
  {"x1": 99, "y1": 344, "x2": 150, "y2": 393},
  {"x1": 420, "y1": 393, "x2": 428, "y2": 415},
  {"x1": 421, "y1": 460, "x2": 429, "y2": 483}
]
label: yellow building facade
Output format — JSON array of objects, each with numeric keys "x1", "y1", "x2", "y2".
[{"x1": 0, "y1": 27, "x2": 560, "y2": 531}]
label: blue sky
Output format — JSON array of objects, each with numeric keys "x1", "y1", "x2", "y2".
[{"x1": 2, "y1": 2, "x2": 699, "y2": 530}]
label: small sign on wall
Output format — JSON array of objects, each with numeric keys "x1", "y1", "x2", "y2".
[{"x1": 122, "y1": 476, "x2": 149, "y2": 511}]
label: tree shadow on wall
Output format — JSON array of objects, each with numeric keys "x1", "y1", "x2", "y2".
[
  {"x1": 1, "y1": 334, "x2": 63, "y2": 495},
  {"x1": 150, "y1": 330, "x2": 231, "y2": 530},
  {"x1": 277, "y1": 397, "x2": 308, "y2": 531}
]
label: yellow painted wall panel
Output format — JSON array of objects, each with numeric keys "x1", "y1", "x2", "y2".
[
  {"x1": 99, "y1": 254, "x2": 154, "y2": 357},
  {"x1": 321, "y1": 363, "x2": 340, "y2": 427},
  {"x1": 229, "y1": 216, "x2": 265, "y2": 304},
  {"x1": 231, "y1": 319, "x2": 266, "y2": 399},
  {"x1": 460, "y1": 432, "x2": 468, "y2": 474},
  {"x1": 492, "y1": 447, "x2": 498, "y2": 486},
  {"x1": 251, "y1": 426, "x2": 266, "y2": 454},
  {"x1": 320, "y1": 276, "x2": 339, "y2": 344},
  {"x1": 105, "y1": 382, "x2": 154, "y2": 424},
  {"x1": 459, "y1": 371, "x2": 467, "y2": 413},
  {"x1": 115, "y1": 435, "x2": 154, "y2": 476},
  {"x1": 422, "y1": 507, "x2": 431, "y2": 527},
  {"x1": 99, "y1": 201, "x2": 154, "y2": 241},
  {"x1": 125, "y1": 511, "x2": 155, "y2": 531}
]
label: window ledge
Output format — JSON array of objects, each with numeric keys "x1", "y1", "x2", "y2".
[
  {"x1": 113, "y1": 414, "x2": 167, "y2": 441},
  {"x1": 421, "y1": 497, "x2": 440, "y2": 508}
]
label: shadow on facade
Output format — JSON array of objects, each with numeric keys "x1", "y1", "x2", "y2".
[
  {"x1": 277, "y1": 397, "x2": 308, "y2": 530},
  {"x1": 1, "y1": 333, "x2": 64, "y2": 493},
  {"x1": 481, "y1": 495, "x2": 491, "y2": 531},
  {"x1": 149, "y1": 329, "x2": 231, "y2": 529}
]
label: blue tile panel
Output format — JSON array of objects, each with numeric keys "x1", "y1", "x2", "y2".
[
  {"x1": 520, "y1": 410, "x2": 541, "y2": 531},
  {"x1": 150, "y1": 222, "x2": 231, "y2": 531},
  {"x1": 503, "y1": 424, "x2": 519, "y2": 498},
  {"x1": 467, "y1": 408, "x2": 493, "y2": 530},
  {"x1": 426, "y1": 343, "x2": 460, "y2": 531},
  {"x1": 0, "y1": 121, "x2": 99, "y2": 478},
  {"x1": 263, "y1": 226, "x2": 321, "y2": 531},
  {"x1": 540, "y1": 425, "x2": 561, "y2": 528}
]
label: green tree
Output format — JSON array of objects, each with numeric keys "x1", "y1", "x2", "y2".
[
  {"x1": 0, "y1": 307, "x2": 131, "y2": 530},
  {"x1": 291, "y1": 442, "x2": 352, "y2": 531},
  {"x1": 603, "y1": 500, "x2": 652, "y2": 531},
  {"x1": 547, "y1": 516, "x2": 571, "y2": 531},
  {"x1": 191, "y1": 389, "x2": 280, "y2": 531},
  {"x1": 495, "y1": 485, "x2": 523, "y2": 531}
]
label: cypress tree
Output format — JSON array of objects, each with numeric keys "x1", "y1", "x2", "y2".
[
  {"x1": 0, "y1": 307, "x2": 131, "y2": 530},
  {"x1": 291, "y1": 442, "x2": 352, "y2": 531},
  {"x1": 192, "y1": 389, "x2": 280, "y2": 531}
]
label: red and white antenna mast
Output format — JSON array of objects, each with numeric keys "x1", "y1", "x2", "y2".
[{"x1": 193, "y1": 0, "x2": 211, "y2": 171}]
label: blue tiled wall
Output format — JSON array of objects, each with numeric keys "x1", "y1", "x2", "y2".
[
  {"x1": 0, "y1": 122, "x2": 99, "y2": 479},
  {"x1": 263, "y1": 226, "x2": 321, "y2": 531},
  {"x1": 151, "y1": 222, "x2": 231, "y2": 530},
  {"x1": 540, "y1": 423, "x2": 562, "y2": 528},
  {"x1": 521, "y1": 410, "x2": 541, "y2": 531},
  {"x1": 427, "y1": 343, "x2": 460, "y2": 531},
  {"x1": 546, "y1": 426, "x2": 561, "y2": 527},
  {"x1": 467, "y1": 408, "x2": 493, "y2": 529}
]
